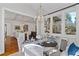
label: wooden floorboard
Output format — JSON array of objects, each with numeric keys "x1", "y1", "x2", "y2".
[{"x1": 0, "y1": 36, "x2": 19, "y2": 56}]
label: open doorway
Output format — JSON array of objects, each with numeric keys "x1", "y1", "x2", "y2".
[{"x1": 1, "y1": 8, "x2": 35, "y2": 56}]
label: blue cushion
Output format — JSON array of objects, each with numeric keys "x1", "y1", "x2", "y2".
[{"x1": 68, "y1": 43, "x2": 79, "y2": 56}]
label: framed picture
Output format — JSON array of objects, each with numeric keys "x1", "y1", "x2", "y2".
[
  {"x1": 15, "y1": 25, "x2": 20, "y2": 30},
  {"x1": 23, "y1": 24, "x2": 28, "y2": 32}
]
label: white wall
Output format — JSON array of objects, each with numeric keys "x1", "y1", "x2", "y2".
[
  {"x1": 5, "y1": 20, "x2": 35, "y2": 36},
  {"x1": 0, "y1": 9, "x2": 4, "y2": 54},
  {"x1": 75, "y1": 5, "x2": 79, "y2": 46}
]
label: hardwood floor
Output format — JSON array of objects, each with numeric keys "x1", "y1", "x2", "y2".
[{"x1": 0, "y1": 36, "x2": 19, "y2": 56}]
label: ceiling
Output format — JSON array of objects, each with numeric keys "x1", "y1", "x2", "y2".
[
  {"x1": 5, "y1": 10, "x2": 34, "y2": 23},
  {"x1": 0, "y1": 3, "x2": 74, "y2": 17}
]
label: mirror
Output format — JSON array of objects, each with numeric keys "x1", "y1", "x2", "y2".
[
  {"x1": 65, "y1": 12, "x2": 76, "y2": 35},
  {"x1": 52, "y1": 15, "x2": 61, "y2": 33}
]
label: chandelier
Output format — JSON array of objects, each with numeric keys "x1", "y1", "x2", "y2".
[{"x1": 35, "y1": 4, "x2": 44, "y2": 36}]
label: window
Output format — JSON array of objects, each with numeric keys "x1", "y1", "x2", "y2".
[
  {"x1": 65, "y1": 12, "x2": 76, "y2": 35},
  {"x1": 52, "y1": 15, "x2": 61, "y2": 33},
  {"x1": 45, "y1": 18, "x2": 50, "y2": 33}
]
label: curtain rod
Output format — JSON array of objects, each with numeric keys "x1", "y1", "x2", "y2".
[{"x1": 44, "y1": 3, "x2": 79, "y2": 16}]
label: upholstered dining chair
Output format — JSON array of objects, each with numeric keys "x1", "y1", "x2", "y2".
[
  {"x1": 59, "y1": 39, "x2": 68, "y2": 52},
  {"x1": 22, "y1": 44, "x2": 43, "y2": 56},
  {"x1": 48, "y1": 39, "x2": 68, "y2": 56}
]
